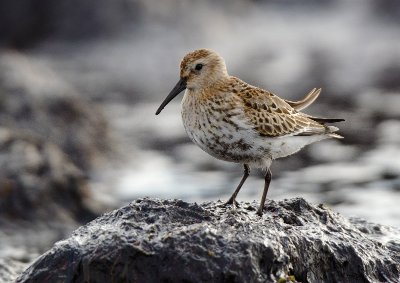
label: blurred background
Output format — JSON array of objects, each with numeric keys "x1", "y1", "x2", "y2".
[{"x1": 0, "y1": 0, "x2": 400, "y2": 279}]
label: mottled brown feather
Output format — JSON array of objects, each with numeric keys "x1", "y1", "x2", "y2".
[{"x1": 227, "y1": 77, "x2": 329, "y2": 137}]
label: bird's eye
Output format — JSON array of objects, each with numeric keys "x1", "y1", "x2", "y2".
[{"x1": 195, "y1": 63, "x2": 203, "y2": 71}]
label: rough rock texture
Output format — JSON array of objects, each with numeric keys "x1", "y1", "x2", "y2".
[{"x1": 17, "y1": 198, "x2": 400, "y2": 283}]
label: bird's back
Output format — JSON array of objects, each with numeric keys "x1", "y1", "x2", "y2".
[{"x1": 222, "y1": 77, "x2": 341, "y2": 137}]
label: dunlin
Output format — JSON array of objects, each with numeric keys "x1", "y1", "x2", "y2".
[{"x1": 156, "y1": 49, "x2": 344, "y2": 216}]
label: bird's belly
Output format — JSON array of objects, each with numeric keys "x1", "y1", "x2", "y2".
[
  {"x1": 181, "y1": 109, "x2": 261, "y2": 164},
  {"x1": 183, "y1": 116, "x2": 271, "y2": 168},
  {"x1": 188, "y1": 130, "x2": 255, "y2": 163}
]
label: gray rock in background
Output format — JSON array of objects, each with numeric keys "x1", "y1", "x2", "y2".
[
  {"x1": 0, "y1": 128, "x2": 95, "y2": 222},
  {"x1": 0, "y1": 52, "x2": 113, "y2": 281},
  {"x1": 0, "y1": 51, "x2": 112, "y2": 171},
  {"x1": 0, "y1": 128, "x2": 101, "y2": 282},
  {"x1": 16, "y1": 198, "x2": 400, "y2": 283}
]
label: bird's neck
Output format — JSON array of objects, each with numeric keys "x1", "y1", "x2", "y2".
[{"x1": 188, "y1": 75, "x2": 230, "y2": 94}]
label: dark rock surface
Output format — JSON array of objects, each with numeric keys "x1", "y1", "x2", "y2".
[{"x1": 17, "y1": 198, "x2": 400, "y2": 283}]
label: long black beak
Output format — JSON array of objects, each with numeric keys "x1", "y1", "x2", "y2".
[{"x1": 155, "y1": 78, "x2": 187, "y2": 115}]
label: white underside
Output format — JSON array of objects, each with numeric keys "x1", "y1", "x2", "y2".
[{"x1": 266, "y1": 134, "x2": 330, "y2": 159}]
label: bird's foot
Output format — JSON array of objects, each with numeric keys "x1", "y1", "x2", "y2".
[
  {"x1": 256, "y1": 205, "x2": 266, "y2": 216},
  {"x1": 223, "y1": 198, "x2": 240, "y2": 208}
]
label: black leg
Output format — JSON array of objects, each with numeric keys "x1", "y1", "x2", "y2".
[
  {"x1": 257, "y1": 168, "x2": 272, "y2": 216},
  {"x1": 225, "y1": 164, "x2": 250, "y2": 206}
]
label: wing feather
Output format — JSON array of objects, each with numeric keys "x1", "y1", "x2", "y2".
[
  {"x1": 285, "y1": 88, "x2": 321, "y2": 111},
  {"x1": 230, "y1": 78, "x2": 335, "y2": 138}
]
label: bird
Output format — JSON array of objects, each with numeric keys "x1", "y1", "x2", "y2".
[{"x1": 155, "y1": 49, "x2": 344, "y2": 216}]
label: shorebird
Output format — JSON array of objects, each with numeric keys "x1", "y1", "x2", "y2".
[{"x1": 156, "y1": 49, "x2": 344, "y2": 216}]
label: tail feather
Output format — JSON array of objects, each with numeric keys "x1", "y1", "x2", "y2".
[
  {"x1": 326, "y1": 125, "x2": 343, "y2": 139},
  {"x1": 328, "y1": 133, "x2": 344, "y2": 139},
  {"x1": 286, "y1": 87, "x2": 345, "y2": 139},
  {"x1": 327, "y1": 125, "x2": 339, "y2": 132},
  {"x1": 285, "y1": 88, "x2": 321, "y2": 111},
  {"x1": 310, "y1": 117, "x2": 345, "y2": 124}
]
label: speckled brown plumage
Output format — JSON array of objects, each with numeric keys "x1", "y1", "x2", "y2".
[
  {"x1": 222, "y1": 77, "x2": 330, "y2": 137},
  {"x1": 156, "y1": 48, "x2": 344, "y2": 215}
]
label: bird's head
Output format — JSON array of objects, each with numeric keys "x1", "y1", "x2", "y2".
[
  {"x1": 156, "y1": 49, "x2": 228, "y2": 115},
  {"x1": 180, "y1": 49, "x2": 228, "y2": 90}
]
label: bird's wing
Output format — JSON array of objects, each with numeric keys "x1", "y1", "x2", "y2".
[
  {"x1": 234, "y1": 82, "x2": 330, "y2": 138},
  {"x1": 284, "y1": 88, "x2": 321, "y2": 111}
]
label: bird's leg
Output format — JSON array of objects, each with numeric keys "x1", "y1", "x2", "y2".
[
  {"x1": 257, "y1": 168, "x2": 272, "y2": 216},
  {"x1": 225, "y1": 164, "x2": 250, "y2": 207}
]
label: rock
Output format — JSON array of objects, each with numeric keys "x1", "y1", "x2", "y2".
[
  {"x1": 0, "y1": 128, "x2": 95, "y2": 220},
  {"x1": 0, "y1": 128, "x2": 101, "y2": 282},
  {"x1": 0, "y1": 51, "x2": 113, "y2": 282},
  {"x1": 16, "y1": 198, "x2": 400, "y2": 283},
  {"x1": 0, "y1": 51, "x2": 111, "y2": 171},
  {"x1": 0, "y1": 127, "x2": 96, "y2": 223},
  {"x1": 0, "y1": 127, "x2": 99, "y2": 224}
]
